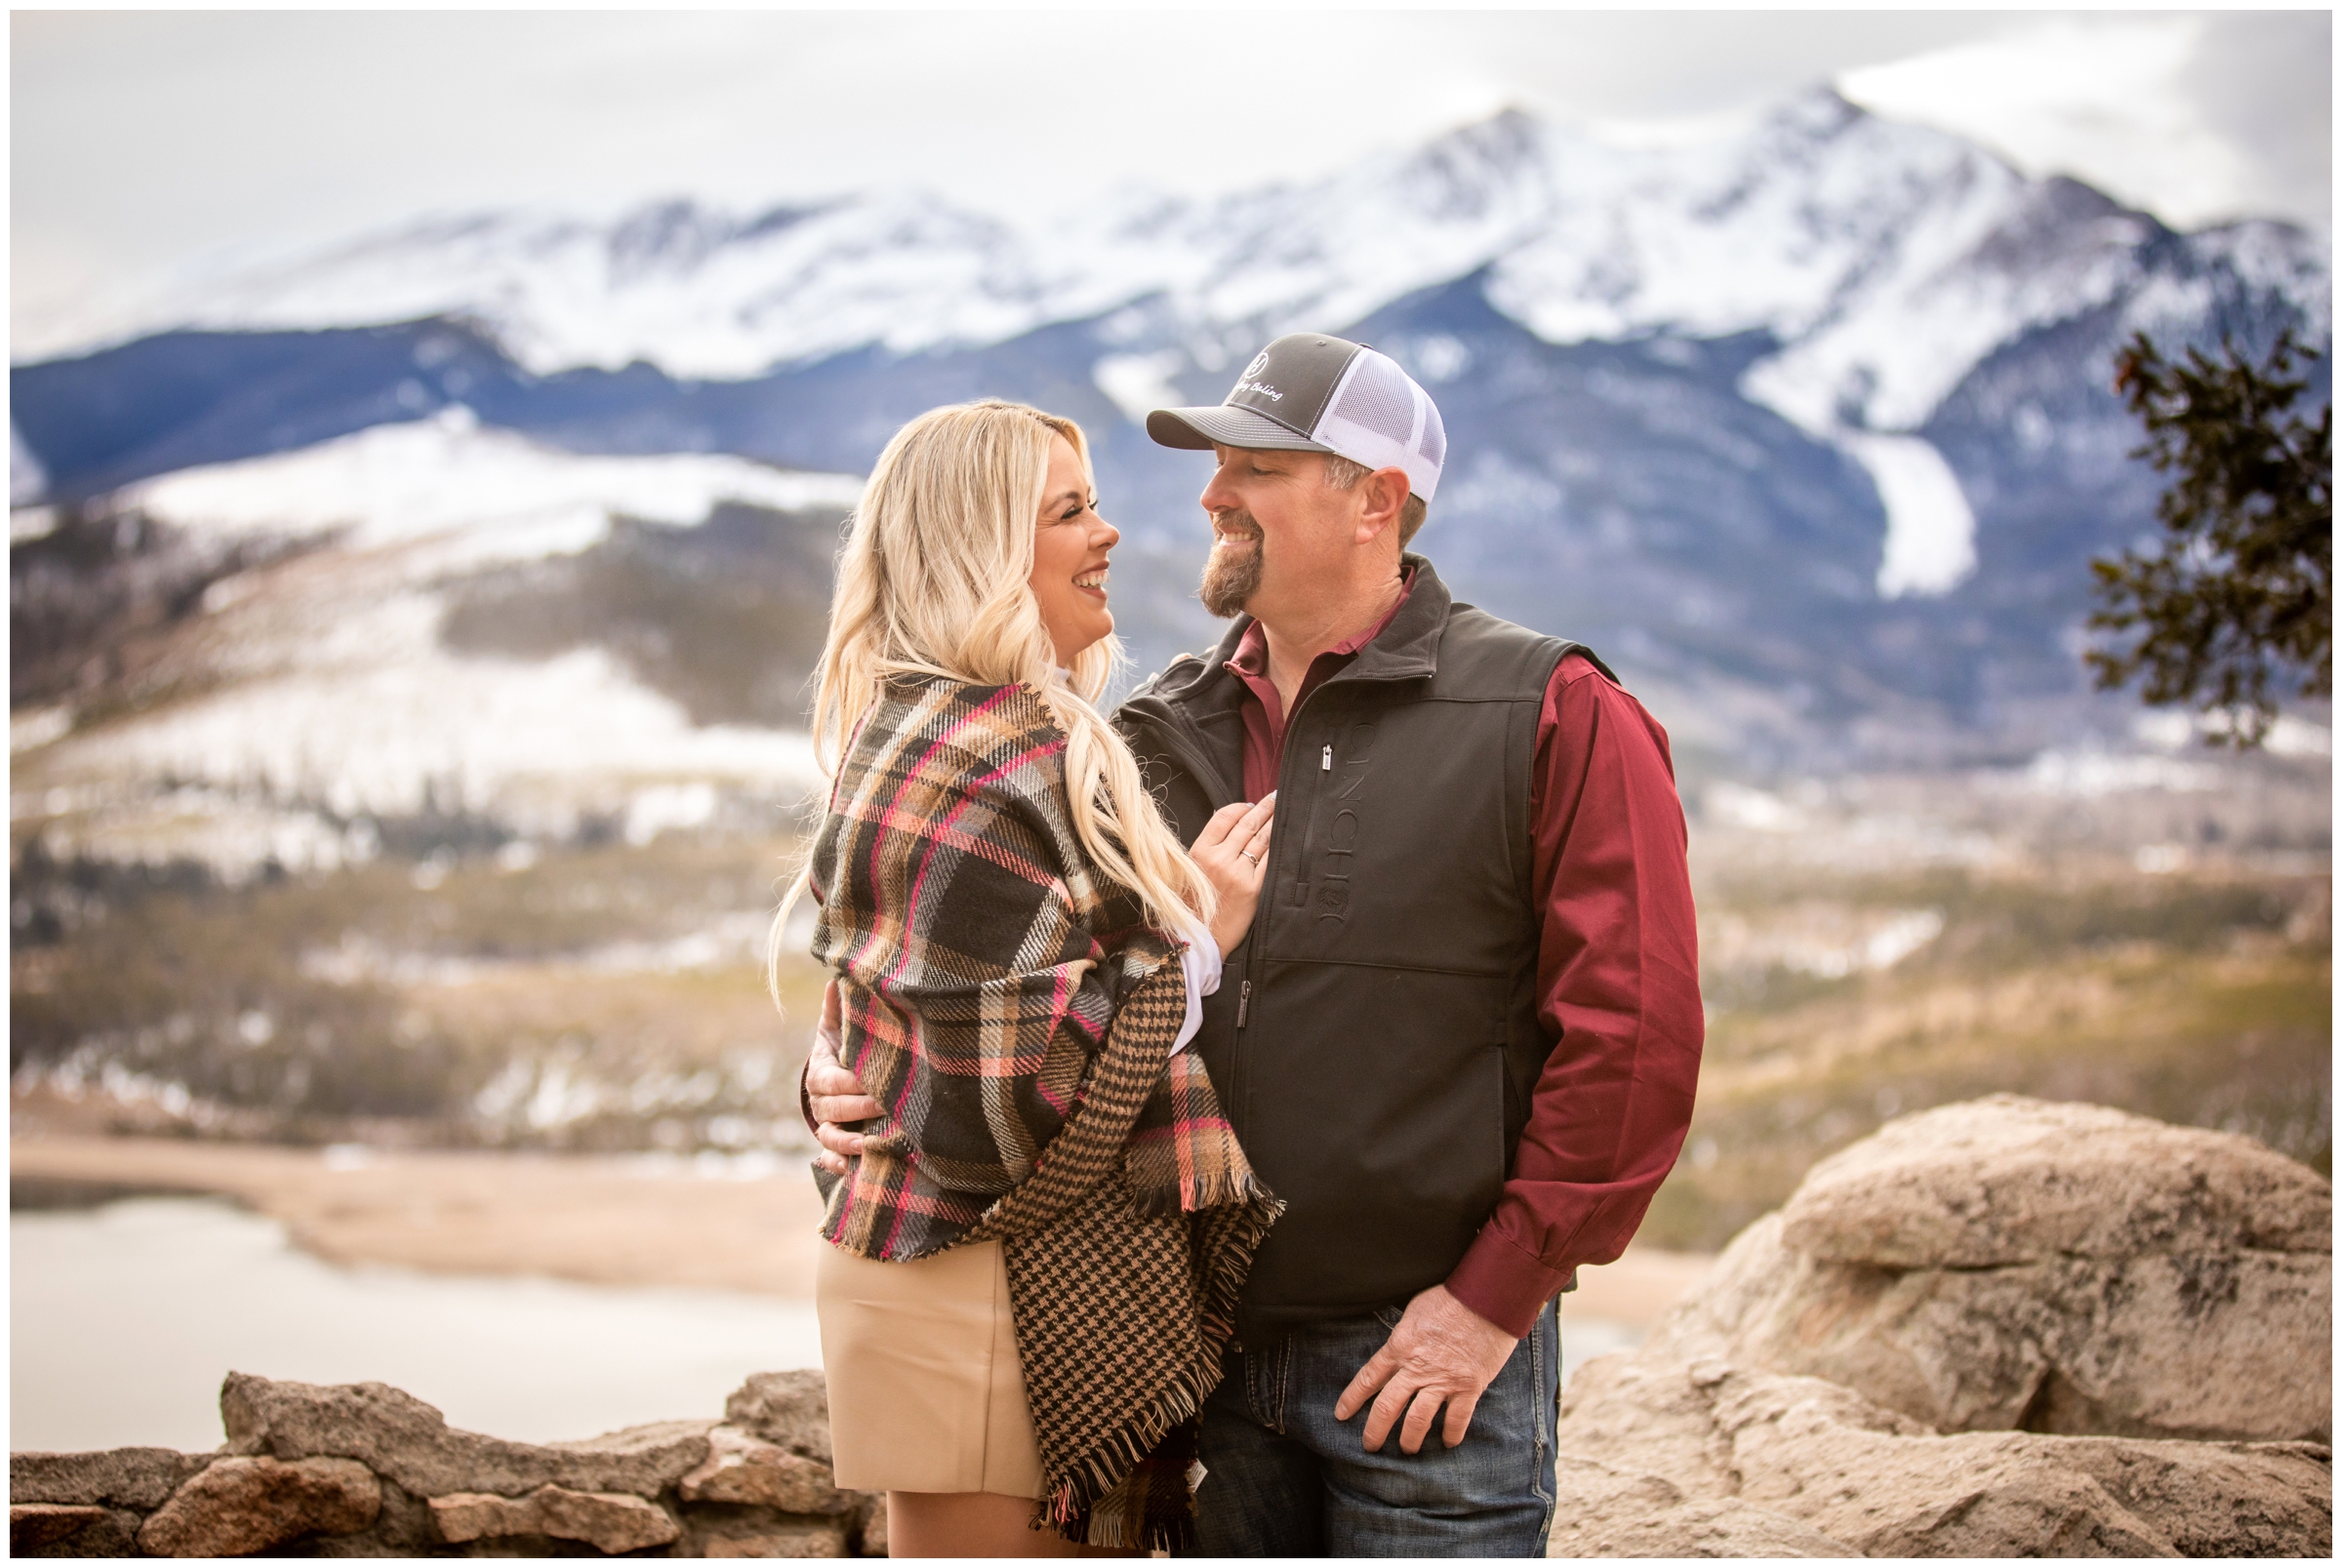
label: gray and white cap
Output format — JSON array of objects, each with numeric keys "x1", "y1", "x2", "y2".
[{"x1": 1146, "y1": 333, "x2": 1446, "y2": 504}]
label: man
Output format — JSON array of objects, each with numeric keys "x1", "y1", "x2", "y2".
[{"x1": 809, "y1": 334, "x2": 1702, "y2": 1555}]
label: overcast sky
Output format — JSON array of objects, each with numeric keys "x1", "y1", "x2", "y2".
[{"x1": 11, "y1": 8, "x2": 2331, "y2": 353}]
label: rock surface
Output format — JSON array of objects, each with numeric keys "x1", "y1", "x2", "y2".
[
  {"x1": 430, "y1": 1483, "x2": 681, "y2": 1553},
  {"x1": 1543, "y1": 1461, "x2": 1859, "y2": 1557},
  {"x1": 11, "y1": 1449, "x2": 211, "y2": 1510},
  {"x1": 685, "y1": 1508, "x2": 853, "y2": 1557},
  {"x1": 133, "y1": 1456, "x2": 379, "y2": 1557},
  {"x1": 12, "y1": 1505, "x2": 114, "y2": 1553},
  {"x1": 681, "y1": 1426, "x2": 857, "y2": 1513},
  {"x1": 221, "y1": 1373, "x2": 713, "y2": 1498},
  {"x1": 1779, "y1": 1095, "x2": 2332, "y2": 1265},
  {"x1": 724, "y1": 1370, "x2": 834, "y2": 1461},
  {"x1": 1550, "y1": 1096, "x2": 2335, "y2": 1558}
]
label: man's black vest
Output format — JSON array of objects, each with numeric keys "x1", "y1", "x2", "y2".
[{"x1": 1116, "y1": 556, "x2": 1608, "y2": 1342}]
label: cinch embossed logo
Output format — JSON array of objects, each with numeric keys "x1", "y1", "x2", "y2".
[
  {"x1": 1312, "y1": 723, "x2": 1377, "y2": 924},
  {"x1": 1242, "y1": 350, "x2": 1271, "y2": 380}
]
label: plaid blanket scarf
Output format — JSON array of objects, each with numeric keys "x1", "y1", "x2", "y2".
[{"x1": 807, "y1": 674, "x2": 1280, "y2": 1548}]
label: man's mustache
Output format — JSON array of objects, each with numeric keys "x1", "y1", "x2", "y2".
[{"x1": 1212, "y1": 511, "x2": 1263, "y2": 543}]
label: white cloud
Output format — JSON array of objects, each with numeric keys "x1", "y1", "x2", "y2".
[{"x1": 1838, "y1": 16, "x2": 2301, "y2": 230}]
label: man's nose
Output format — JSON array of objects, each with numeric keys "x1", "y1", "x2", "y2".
[{"x1": 1198, "y1": 463, "x2": 1237, "y2": 515}]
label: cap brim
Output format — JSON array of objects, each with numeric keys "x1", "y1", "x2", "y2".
[{"x1": 1146, "y1": 404, "x2": 1336, "y2": 453}]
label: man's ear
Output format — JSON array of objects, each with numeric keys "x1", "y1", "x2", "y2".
[{"x1": 1353, "y1": 467, "x2": 1410, "y2": 545}]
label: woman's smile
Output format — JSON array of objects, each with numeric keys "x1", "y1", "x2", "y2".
[{"x1": 1030, "y1": 432, "x2": 1120, "y2": 663}]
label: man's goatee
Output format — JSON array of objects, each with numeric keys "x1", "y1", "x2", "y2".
[{"x1": 1200, "y1": 521, "x2": 1263, "y2": 619}]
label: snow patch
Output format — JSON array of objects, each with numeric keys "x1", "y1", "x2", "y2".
[
  {"x1": 1092, "y1": 351, "x2": 1187, "y2": 423},
  {"x1": 12, "y1": 422, "x2": 49, "y2": 506},
  {"x1": 32, "y1": 577, "x2": 825, "y2": 876},
  {"x1": 117, "y1": 407, "x2": 865, "y2": 564},
  {"x1": 60, "y1": 639, "x2": 820, "y2": 826},
  {"x1": 1837, "y1": 432, "x2": 1978, "y2": 597},
  {"x1": 13, "y1": 706, "x2": 73, "y2": 753},
  {"x1": 2009, "y1": 748, "x2": 2222, "y2": 797}
]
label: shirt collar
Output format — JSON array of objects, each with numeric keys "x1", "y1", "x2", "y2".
[{"x1": 1227, "y1": 566, "x2": 1416, "y2": 677}]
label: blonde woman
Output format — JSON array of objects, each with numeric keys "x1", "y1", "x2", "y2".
[{"x1": 776, "y1": 401, "x2": 1280, "y2": 1555}]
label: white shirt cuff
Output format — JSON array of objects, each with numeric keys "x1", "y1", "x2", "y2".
[{"x1": 1171, "y1": 927, "x2": 1223, "y2": 1056}]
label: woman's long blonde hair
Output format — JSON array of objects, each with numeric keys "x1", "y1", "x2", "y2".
[{"x1": 769, "y1": 400, "x2": 1213, "y2": 997}]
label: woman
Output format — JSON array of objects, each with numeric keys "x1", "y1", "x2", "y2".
[{"x1": 774, "y1": 400, "x2": 1279, "y2": 1555}]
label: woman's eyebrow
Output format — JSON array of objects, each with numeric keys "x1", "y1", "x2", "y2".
[{"x1": 1044, "y1": 487, "x2": 1086, "y2": 511}]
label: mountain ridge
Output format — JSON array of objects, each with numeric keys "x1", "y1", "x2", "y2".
[{"x1": 10, "y1": 88, "x2": 2331, "y2": 770}]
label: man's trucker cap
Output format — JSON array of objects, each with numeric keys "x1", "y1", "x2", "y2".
[{"x1": 1145, "y1": 333, "x2": 1445, "y2": 504}]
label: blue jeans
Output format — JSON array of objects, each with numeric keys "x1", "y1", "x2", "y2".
[{"x1": 1186, "y1": 1299, "x2": 1558, "y2": 1556}]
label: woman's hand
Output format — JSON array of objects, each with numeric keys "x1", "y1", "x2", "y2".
[
  {"x1": 805, "y1": 978, "x2": 879, "y2": 1175},
  {"x1": 1190, "y1": 793, "x2": 1275, "y2": 956}
]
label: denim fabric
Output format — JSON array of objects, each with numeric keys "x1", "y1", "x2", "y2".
[{"x1": 1185, "y1": 1299, "x2": 1558, "y2": 1557}]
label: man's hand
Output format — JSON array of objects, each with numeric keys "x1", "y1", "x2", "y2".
[
  {"x1": 804, "y1": 980, "x2": 879, "y2": 1175},
  {"x1": 1333, "y1": 1284, "x2": 1518, "y2": 1454}
]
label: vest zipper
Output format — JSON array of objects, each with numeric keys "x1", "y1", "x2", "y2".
[{"x1": 1232, "y1": 682, "x2": 1341, "y2": 1101}]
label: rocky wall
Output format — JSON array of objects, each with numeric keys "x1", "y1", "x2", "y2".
[{"x1": 10, "y1": 1370, "x2": 886, "y2": 1558}]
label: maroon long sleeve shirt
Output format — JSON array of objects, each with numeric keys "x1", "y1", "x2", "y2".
[{"x1": 1225, "y1": 586, "x2": 1704, "y2": 1339}]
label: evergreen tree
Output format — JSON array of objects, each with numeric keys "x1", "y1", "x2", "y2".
[{"x1": 2087, "y1": 329, "x2": 2331, "y2": 746}]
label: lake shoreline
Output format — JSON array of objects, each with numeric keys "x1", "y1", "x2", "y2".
[{"x1": 9, "y1": 1127, "x2": 1714, "y2": 1329}]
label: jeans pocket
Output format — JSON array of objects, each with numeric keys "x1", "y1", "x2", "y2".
[{"x1": 1369, "y1": 1303, "x2": 1405, "y2": 1332}]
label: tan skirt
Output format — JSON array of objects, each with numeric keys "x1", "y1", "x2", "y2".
[{"x1": 815, "y1": 1237, "x2": 1047, "y2": 1498}]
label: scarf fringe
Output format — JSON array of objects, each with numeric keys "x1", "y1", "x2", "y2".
[
  {"x1": 1030, "y1": 1186, "x2": 1286, "y2": 1548},
  {"x1": 1127, "y1": 1166, "x2": 1281, "y2": 1221}
]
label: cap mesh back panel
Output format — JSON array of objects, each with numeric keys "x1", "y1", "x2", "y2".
[
  {"x1": 1418, "y1": 399, "x2": 1446, "y2": 467},
  {"x1": 1328, "y1": 355, "x2": 1417, "y2": 444}
]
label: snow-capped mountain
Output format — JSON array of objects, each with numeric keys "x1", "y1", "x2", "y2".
[
  {"x1": 24, "y1": 93, "x2": 2322, "y2": 438},
  {"x1": 11, "y1": 89, "x2": 2331, "y2": 779}
]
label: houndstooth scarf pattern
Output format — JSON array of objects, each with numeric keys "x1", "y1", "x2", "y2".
[{"x1": 808, "y1": 675, "x2": 1279, "y2": 1547}]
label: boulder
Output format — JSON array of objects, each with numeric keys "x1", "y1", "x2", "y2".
[
  {"x1": 11, "y1": 1506, "x2": 111, "y2": 1553},
  {"x1": 725, "y1": 1370, "x2": 833, "y2": 1461},
  {"x1": 429, "y1": 1484, "x2": 680, "y2": 1554},
  {"x1": 134, "y1": 1455, "x2": 379, "y2": 1557},
  {"x1": 220, "y1": 1373, "x2": 713, "y2": 1499},
  {"x1": 1780, "y1": 1095, "x2": 2332, "y2": 1266},
  {"x1": 10, "y1": 1448, "x2": 212, "y2": 1509},
  {"x1": 1551, "y1": 1097, "x2": 2336, "y2": 1557},
  {"x1": 681, "y1": 1426, "x2": 857, "y2": 1513},
  {"x1": 1654, "y1": 1099, "x2": 2332, "y2": 1443}
]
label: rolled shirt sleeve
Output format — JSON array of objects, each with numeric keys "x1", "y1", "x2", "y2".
[{"x1": 1443, "y1": 653, "x2": 1705, "y2": 1339}]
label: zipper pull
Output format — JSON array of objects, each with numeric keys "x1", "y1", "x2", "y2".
[
  {"x1": 1320, "y1": 744, "x2": 1332, "y2": 772},
  {"x1": 1236, "y1": 980, "x2": 1252, "y2": 1027}
]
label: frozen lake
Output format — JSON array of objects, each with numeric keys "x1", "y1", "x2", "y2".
[
  {"x1": 11, "y1": 1196, "x2": 824, "y2": 1452},
  {"x1": 13, "y1": 1195, "x2": 1641, "y2": 1455}
]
